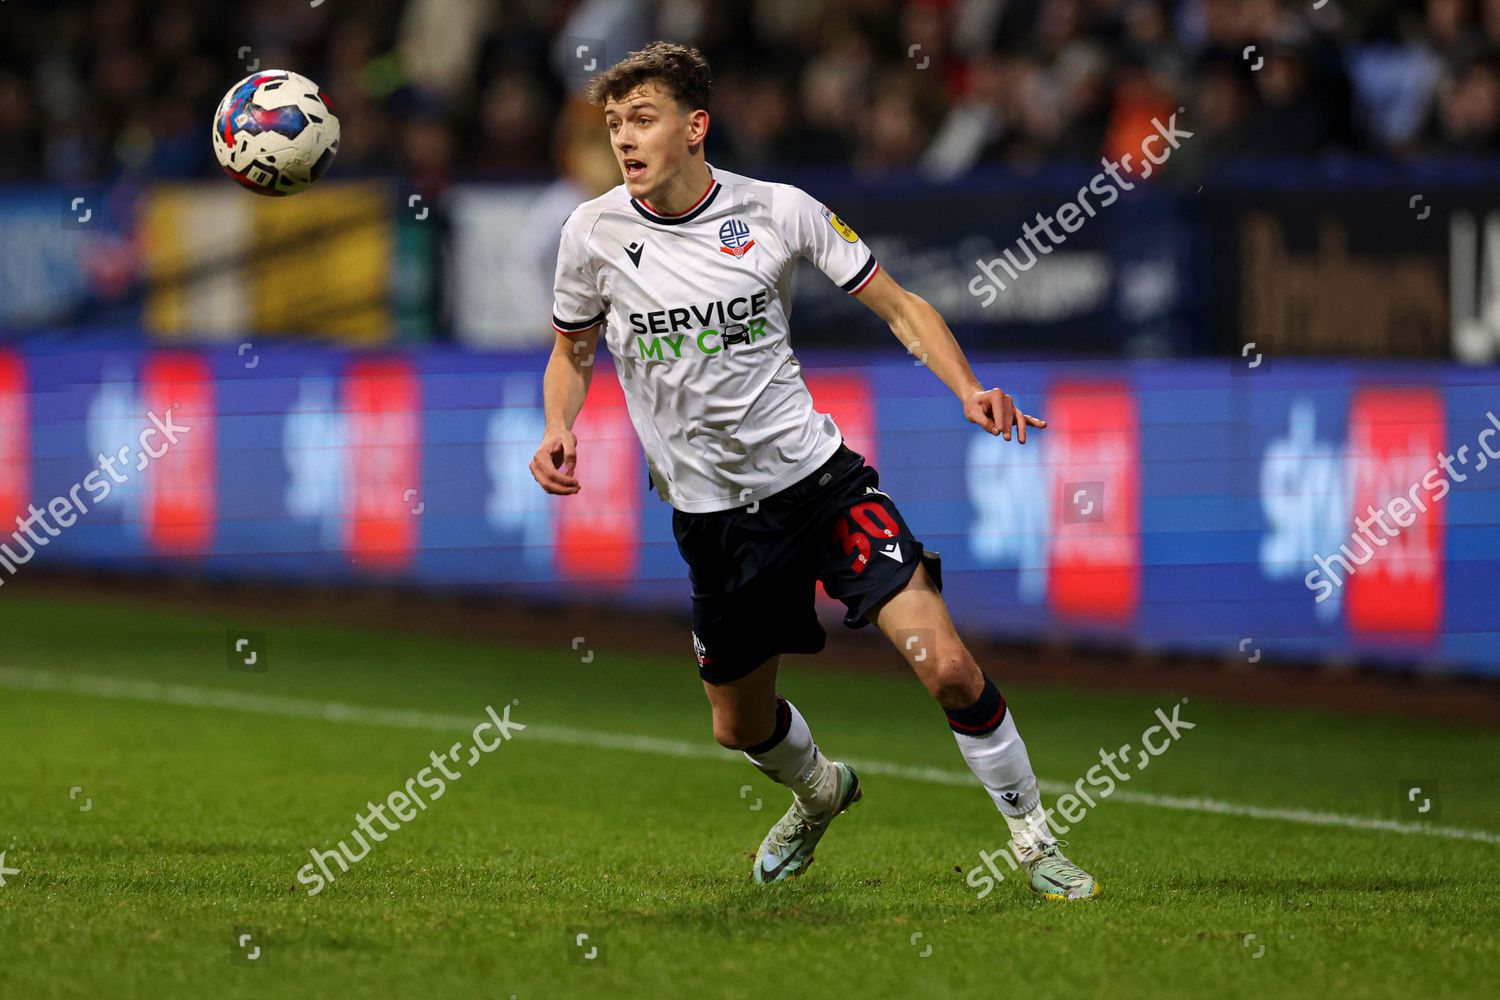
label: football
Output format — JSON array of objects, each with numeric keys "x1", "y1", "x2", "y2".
[{"x1": 211, "y1": 70, "x2": 340, "y2": 196}]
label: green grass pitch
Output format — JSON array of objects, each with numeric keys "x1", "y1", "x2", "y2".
[{"x1": 1, "y1": 592, "x2": 1498, "y2": 999}]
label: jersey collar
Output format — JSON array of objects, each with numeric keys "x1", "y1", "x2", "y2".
[{"x1": 631, "y1": 169, "x2": 720, "y2": 225}]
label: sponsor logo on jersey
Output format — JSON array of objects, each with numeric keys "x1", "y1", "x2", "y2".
[
  {"x1": 718, "y1": 218, "x2": 756, "y2": 257},
  {"x1": 628, "y1": 288, "x2": 775, "y2": 360},
  {"x1": 821, "y1": 206, "x2": 860, "y2": 243},
  {"x1": 635, "y1": 320, "x2": 769, "y2": 360},
  {"x1": 629, "y1": 289, "x2": 771, "y2": 336},
  {"x1": 625, "y1": 240, "x2": 644, "y2": 268}
]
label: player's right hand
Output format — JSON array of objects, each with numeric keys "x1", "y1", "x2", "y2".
[
  {"x1": 965, "y1": 387, "x2": 1046, "y2": 443},
  {"x1": 530, "y1": 428, "x2": 580, "y2": 495}
]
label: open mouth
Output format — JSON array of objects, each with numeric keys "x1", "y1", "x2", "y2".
[{"x1": 623, "y1": 159, "x2": 646, "y2": 180}]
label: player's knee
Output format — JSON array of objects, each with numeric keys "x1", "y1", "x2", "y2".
[
  {"x1": 924, "y1": 649, "x2": 981, "y2": 708},
  {"x1": 712, "y1": 713, "x2": 769, "y2": 751},
  {"x1": 711, "y1": 719, "x2": 744, "y2": 749}
]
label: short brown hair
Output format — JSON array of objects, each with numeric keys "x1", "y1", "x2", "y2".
[{"x1": 586, "y1": 41, "x2": 712, "y2": 113}]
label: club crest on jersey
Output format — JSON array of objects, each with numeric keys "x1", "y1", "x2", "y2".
[{"x1": 718, "y1": 218, "x2": 756, "y2": 257}]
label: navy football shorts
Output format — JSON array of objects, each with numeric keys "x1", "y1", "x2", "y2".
[{"x1": 672, "y1": 443, "x2": 942, "y2": 684}]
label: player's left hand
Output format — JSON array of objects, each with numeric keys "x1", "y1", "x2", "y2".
[{"x1": 965, "y1": 388, "x2": 1046, "y2": 443}]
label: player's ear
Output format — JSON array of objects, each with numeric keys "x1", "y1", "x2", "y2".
[{"x1": 686, "y1": 108, "x2": 709, "y2": 147}]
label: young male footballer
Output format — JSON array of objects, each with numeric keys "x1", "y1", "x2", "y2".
[{"x1": 531, "y1": 42, "x2": 1097, "y2": 901}]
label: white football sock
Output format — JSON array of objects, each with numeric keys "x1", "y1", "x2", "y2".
[
  {"x1": 953, "y1": 709, "x2": 1042, "y2": 815},
  {"x1": 945, "y1": 672, "x2": 1059, "y2": 854},
  {"x1": 743, "y1": 698, "x2": 839, "y2": 815},
  {"x1": 957, "y1": 716, "x2": 1057, "y2": 852}
]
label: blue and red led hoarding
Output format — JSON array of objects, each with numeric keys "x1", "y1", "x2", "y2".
[{"x1": 0, "y1": 339, "x2": 1496, "y2": 677}]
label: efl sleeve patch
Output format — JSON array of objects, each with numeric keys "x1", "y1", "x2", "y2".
[
  {"x1": 822, "y1": 206, "x2": 861, "y2": 243},
  {"x1": 791, "y1": 185, "x2": 873, "y2": 292}
]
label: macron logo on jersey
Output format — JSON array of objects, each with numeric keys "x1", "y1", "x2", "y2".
[
  {"x1": 718, "y1": 219, "x2": 755, "y2": 258},
  {"x1": 625, "y1": 240, "x2": 644, "y2": 268}
]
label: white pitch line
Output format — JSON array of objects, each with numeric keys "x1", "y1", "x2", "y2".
[{"x1": 3, "y1": 665, "x2": 1497, "y2": 846}]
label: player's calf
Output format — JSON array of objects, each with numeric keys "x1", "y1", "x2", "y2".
[
  {"x1": 731, "y1": 697, "x2": 863, "y2": 884},
  {"x1": 738, "y1": 696, "x2": 843, "y2": 817},
  {"x1": 943, "y1": 673, "x2": 1098, "y2": 900},
  {"x1": 871, "y1": 571, "x2": 1099, "y2": 900}
]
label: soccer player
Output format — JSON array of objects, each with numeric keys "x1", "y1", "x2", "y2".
[{"x1": 531, "y1": 42, "x2": 1097, "y2": 901}]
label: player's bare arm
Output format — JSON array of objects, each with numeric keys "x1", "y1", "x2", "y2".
[
  {"x1": 530, "y1": 324, "x2": 600, "y2": 495},
  {"x1": 853, "y1": 267, "x2": 1047, "y2": 443}
]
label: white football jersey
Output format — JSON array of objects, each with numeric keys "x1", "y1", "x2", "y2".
[{"x1": 551, "y1": 165, "x2": 880, "y2": 513}]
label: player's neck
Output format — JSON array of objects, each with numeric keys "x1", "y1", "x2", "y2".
[{"x1": 641, "y1": 160, "x2": 713, "y2": 216}]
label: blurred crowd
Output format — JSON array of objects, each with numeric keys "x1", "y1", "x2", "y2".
[{"x1": 1, "y1": 0, "x2": 1499, "y2": 188}]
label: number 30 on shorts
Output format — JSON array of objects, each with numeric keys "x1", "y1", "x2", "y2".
[{"x1": 832, "y1": 500, "x2": 902, "y2": 574}]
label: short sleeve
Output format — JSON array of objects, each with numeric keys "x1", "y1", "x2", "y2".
[
  {"x1": 783, "y1": 186, "x2": 879, "y2": 295},
  {"x1": 551, "y1": 211, "x2": 606, "y2": 334}
]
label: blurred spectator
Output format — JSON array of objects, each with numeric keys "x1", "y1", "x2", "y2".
[
  {"x1": 1240, "y1": 31, "x2": 1349, "y2": 156},
  {"x1": 0, "y1": 71, "x2": 42, "y2": 180},
  {"x1": 1429, "y1": 50, "x2": 1500, "y2": 150},
  {"x1": 856, "y1": 70, "x2": 941, "y2": 175},
  {"x1": 0, "y1": 0, "x2": 1498, "y2": 190},
  {"x1": 470, "y1": 68, "x2": 552, "y2": 178}
]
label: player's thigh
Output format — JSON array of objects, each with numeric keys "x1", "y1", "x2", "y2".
[{"x1": 865, "y1": 558, "x2": 959, "y2": 648}]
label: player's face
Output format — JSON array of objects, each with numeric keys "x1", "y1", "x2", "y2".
[{"x1": 604, "y1": 82, "x2": 698, "y2": 199}]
